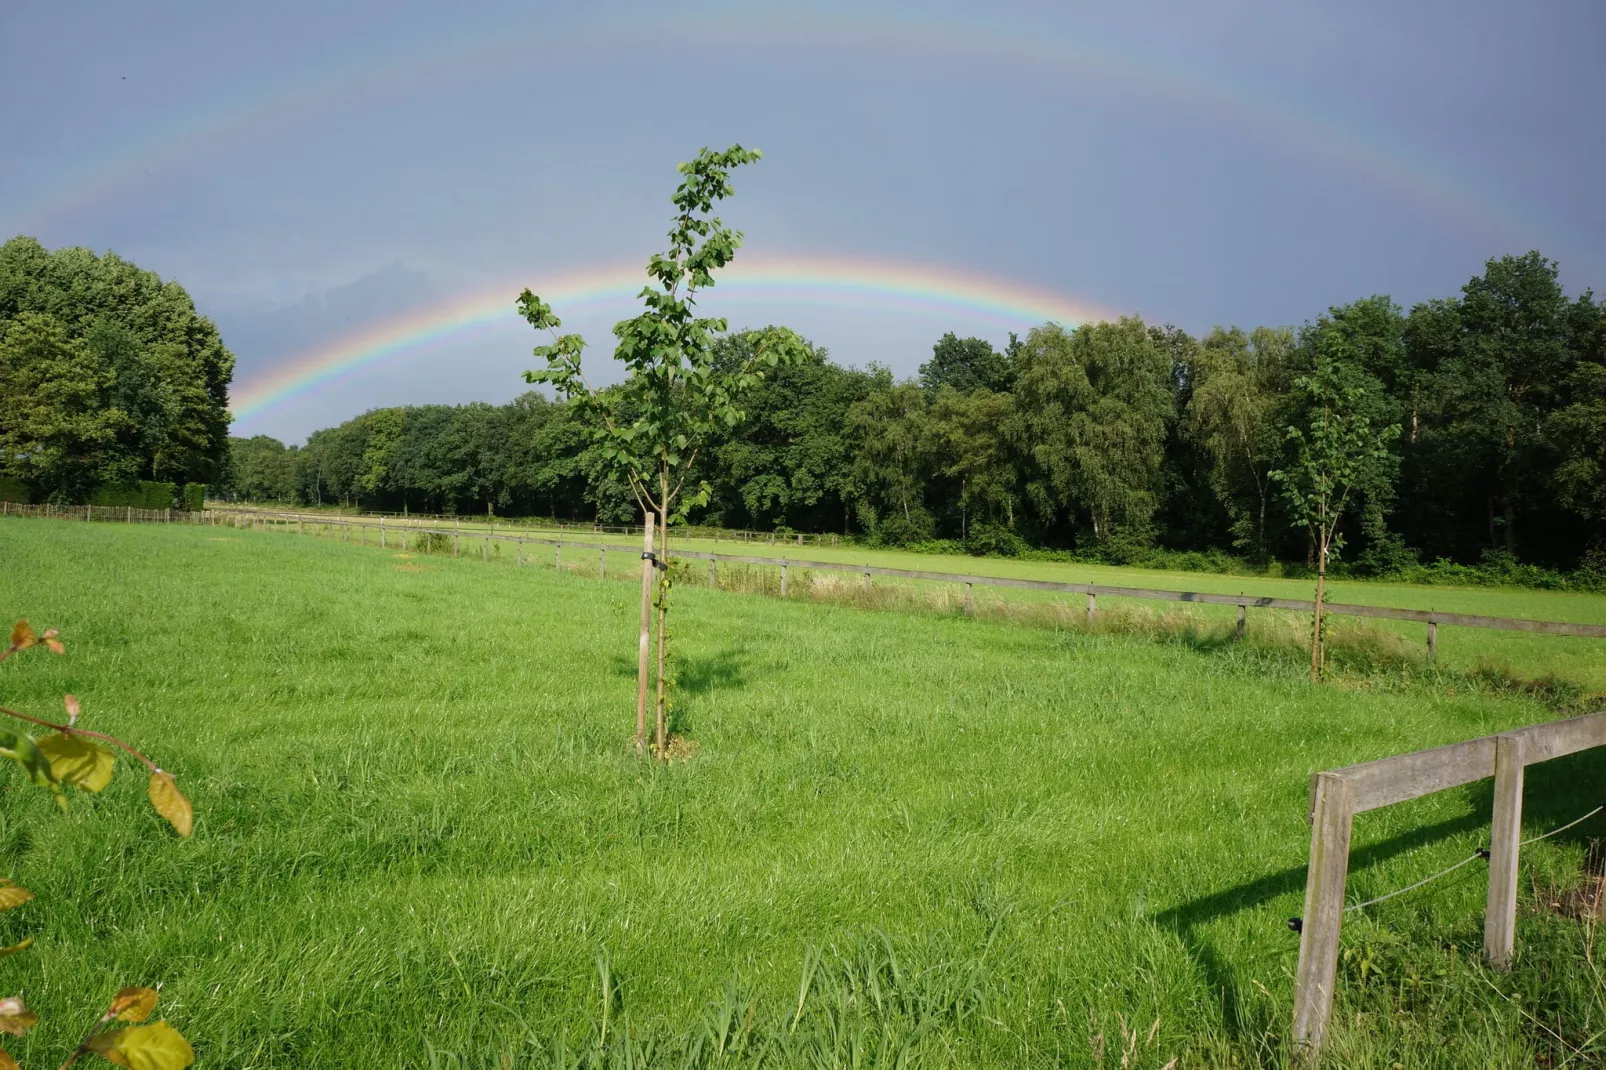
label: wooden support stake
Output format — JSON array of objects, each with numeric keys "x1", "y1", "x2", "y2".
[
  {"x1": 709, "y1": 560, "x2": 717, "y2": 588},
  {"x1": 1292, "y1": 772, "x2": 1355, "y2": 1054},
  {"x1": 1087, "y1": 590, "x2": 1097, "y2": 622},
  {"x1": 636, "y1": 515, "x2": 656, "y2": 757},
  {"x1": 780, "y1": 564, "x2": 788, "y2": 597},
  {"x1": 599, "y1": 548, "x2": 605, "y2": 580},
  {"x1": 862, "y1": 568, "x2": 871, "y2": 593},
  {"x1": 1237, "y1": 602, "x2": 1247, "y2": 639},
  {"x1": 482, "y1": 536, "x2": 489, "y2": 562},
  {"x1": 1427, "y1": 620, "x2": 1438, "y2": 661},
  {"x1": 1485, "y1": 733, "x2": 1526, "y2": 969},
  {"x1": 516, "y1": 539, "x2": 523, "y2": 566},
  {"x1": 555, "y1": 544, "x2": 562, "y2": 571},
  {"x1": 380, "y1": 518, "x2": 386, "y2": 548},
  {"x1": 964, "y1": 582, "x2": 973, "y2": 617}
]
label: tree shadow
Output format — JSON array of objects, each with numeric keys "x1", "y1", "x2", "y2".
[
  {"x1": 606, "y1": 646, "x2": 750, "y2": 696},
  {"x1": 1151, "y1": 743, "x2": 1606, "y2": 1041}
]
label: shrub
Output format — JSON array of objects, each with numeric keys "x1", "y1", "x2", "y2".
[
  {"x1": 411, "y1": 531, "x2": 452, "y2": 555},
  {"x1": 178, "y1": 484, "x2": 205, "y2": 512},
  {"x1": 965, "y1": 523, "x2": 1027, "y2": 558},
  {"x1": 89, "y1": 481, "x2": 176, "y2": 510},
  {"x1": 0, "y1": 477, "x2": 27, "y2": 504}
]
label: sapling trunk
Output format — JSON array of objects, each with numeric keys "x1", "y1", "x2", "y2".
[{"x1": 1311, "y1": 537, "x2": 1328, "y2": 680}]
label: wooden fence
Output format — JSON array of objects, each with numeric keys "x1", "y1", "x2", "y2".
[
  {"x1": 0, "y1": 501, "x2": 176, "y2": 523},
  {"x1": 194, "y1": 508, "x2": 1606, "y2": 654},
  {"x1": 1291, "y1": 709, "x2": 1606, "y2": 1053},
  {"x1": 207, "y1": 502, "x2": 844, "y2": 547},
  {"x1": 9, "y1": 503, "x2": 1605, "y2": 652}
]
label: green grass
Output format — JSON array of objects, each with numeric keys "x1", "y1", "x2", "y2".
[
  {"x1": 1, "y1": 517, "x2": 1603, "y2": 1068},
  {"x1": 227, "y1": 508, "x2": 1606, "y2": 693}
]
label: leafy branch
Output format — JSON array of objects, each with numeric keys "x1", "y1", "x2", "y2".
[
  {"x1": 0, "y1": 620, "x2": 195, "y2": 1069},
  {"x1": 516, "y1": 146, "x2": 807, "y2": 755}
]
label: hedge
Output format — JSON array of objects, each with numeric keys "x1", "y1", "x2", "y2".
[
  {"x1": 179, "y1": 484, "x2": 205, "y2": 512},
  {"x1": 89, "y1": 481, "x2": 177, "y2": 510}
]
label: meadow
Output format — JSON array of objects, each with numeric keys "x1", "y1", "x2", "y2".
[{"x1": 0, "y1": 516, "x2": 1603, "y2": 1068}]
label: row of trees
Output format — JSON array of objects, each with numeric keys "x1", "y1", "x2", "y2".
[
  {"x1": 224, "y1": 251, "x2": 1605, "y2": 573},
  {"x1": 0, "y1": 237, "x2": 235, "y2": 502}
]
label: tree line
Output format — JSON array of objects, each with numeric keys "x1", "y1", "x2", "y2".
[
  {"x1": 225, "y1": 251, "x2": 1604, "y2": 575},
  {"x1": 0, "y1": 237, "x2": 234, "y2": 504}
]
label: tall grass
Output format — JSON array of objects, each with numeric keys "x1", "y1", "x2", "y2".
[{"x1": 1, "y1": 517, "x2": 1602, "y2": 1067}]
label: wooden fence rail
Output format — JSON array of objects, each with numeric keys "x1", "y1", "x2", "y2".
[{"x1": 1292, "y1": 709, "x2": 1606, "y2": 1054}]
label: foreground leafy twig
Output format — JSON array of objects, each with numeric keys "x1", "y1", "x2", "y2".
[{"x1": 1, "y1": 620, "x2": 195, "y2": 1068}]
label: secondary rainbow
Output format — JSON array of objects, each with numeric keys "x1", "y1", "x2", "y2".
[
  {"x1": 228, "y1": 255, "x2": 1117, "y2": 424},
  {"x1": 3, "y1": 7, "x2": 1557, "y2": 257}
]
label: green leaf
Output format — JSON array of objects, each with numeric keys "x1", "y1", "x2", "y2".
[{"x1": 0, "y1": 729, "x2": 61, "y2": 800}]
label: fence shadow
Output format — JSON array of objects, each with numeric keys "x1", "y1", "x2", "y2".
[{"x1": 1151, "y1": 745, "x2": 1606, "y2": 1041}]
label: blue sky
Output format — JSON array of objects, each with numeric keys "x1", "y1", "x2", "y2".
[{"x1": 2, "y1": 0, "x2": 1602, "y2": 442}]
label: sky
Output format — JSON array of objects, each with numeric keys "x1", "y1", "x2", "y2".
[{"x1": 2, "y1": 0, "x2": 1603, "y2": 443}]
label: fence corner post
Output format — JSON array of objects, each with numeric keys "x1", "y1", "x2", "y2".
[
  {"x1": 1292, "y1": 771, "x2": 1355, "y2": 1056},
  {"x1": 1485, "y1": 732, "x2": 1526, "y2": 970}
]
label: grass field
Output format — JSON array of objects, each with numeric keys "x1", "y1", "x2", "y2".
[
  {"x1": 1, "y1": 516, "x2": 1603, "y2": 1067},
  {"x1": 225, "y1": 507, "x2": 1606, "y2": 693}
]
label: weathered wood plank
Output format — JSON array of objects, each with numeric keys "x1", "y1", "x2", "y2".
[
  {"x1": 1514, "y1": 709, "x2": 1606, "y2": 764},
  {"x1": 1292, "y1": 772, "x2": 1355, "y2": 1052},
  {"x1": 1485, "y1": 733, "x2": 1525, "y2": 970},
  {"x1": 1335, "y1": 737, "x2": 1497, "y2": 813}
]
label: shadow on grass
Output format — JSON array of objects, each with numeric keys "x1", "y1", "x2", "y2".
[
  {"x1": 607, "y1": 646, "x2": 750, "y2": 697},
  {"x1": 1154, "y1": 746, "x2": 1606, "y2": 1042}
]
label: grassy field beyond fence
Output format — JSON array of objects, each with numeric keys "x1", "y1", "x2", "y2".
[{"x1": 0, "y1": 517, "x2": 1602, "y2": 1067}]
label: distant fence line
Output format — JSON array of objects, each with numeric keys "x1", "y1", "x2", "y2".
[
  {"x1": 9, "y1": 502, "x2": 1605, "y2": 651},
  {"x1": 206, "y1": 501, "x2": 844, "y2": 547}
]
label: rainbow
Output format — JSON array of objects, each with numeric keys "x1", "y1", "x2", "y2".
[
  {"x1": 227, "y1": 254, "x2": 1117, "y2": 424},
  {"x1": 2, "y1": 8, "x2": 1561, "y2": 258}
]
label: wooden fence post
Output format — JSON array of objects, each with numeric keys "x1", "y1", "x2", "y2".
[
  {"x1": 780, "y1": 564, "x2": 788, "y2": 597},
  {"x1": 964, "y1": 582, "x2": 973, "y2": 617},
  {"x1": 555, "y1": 544, "x2": 562, "y2": 571},
  {"x1": 1087, "y1": 589, "x2": 1097, "y2": 622},
  {"x1": 599, "y1": 548, "x2": 605, "y2": 580},
  {"x1": 380, "y1": 517, "x2": 386, "y2": 548},
  {"x1": 1292, "y1": 772, "x2": 1355, "y2": 1054},
  {"x1": 862, "y1": 567, "x2": 870, "y2": 593},
  {"x1": 453, "y1": 534, "x2": 459, "y2": 557},
  {"x1": 1237, "y1": 602, "x2": 1247, "y2": 639},
  {"x1": 709, "y1": 560, "x2": 717, "y2": 588},
  {"x1": 1427, "y1": 620, "x2": 1438, "y2": 661},
  {"x1": 637, "y1": 515, "x2": 656, "y2": 757},
  {"x1": 1485, "y1": 733, "x2": 1526, "y2": 969},
  {"x1": 516, "y1": 539, "x2": 523, "y2": 566},
  {"x1": 482, "y1": 536, "x2": 489, "y2": 562}
]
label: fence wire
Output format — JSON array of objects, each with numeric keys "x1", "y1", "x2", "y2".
[{"x1": 1338, "y1": 803, "x2": 1605, "y2": 915}]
